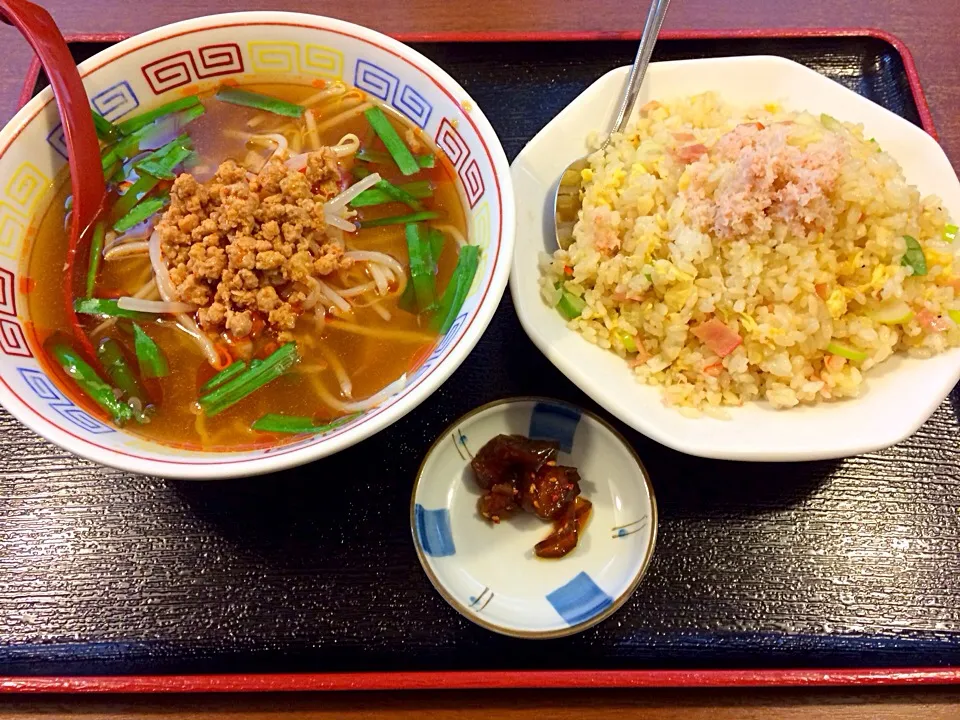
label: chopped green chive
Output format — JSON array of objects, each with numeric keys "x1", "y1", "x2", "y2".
[
  {"x1": 133, "y1": 134, "x2": 193, "y2": 179},
  {"x1": 351, "y1": 180, "x2": 433, "y2": 208},
  {"x1": 615, "y1": 329, "x2": 638, "y2": 352},
  {"x1": 199, "y1": 343, "x2": 299, "y2": 417},
  {"x1": 826, "y1": 339, "x2": 867, "y2": 362},
  {"x1": 944, "y1": 223, "x2": 959, "y2": 243},
  {"x1": 351, "y1": 179, "x2": 430, "y2": 210},
  {"x1": 356, "y1": 148, "x2": 435, "y2": 169},
  {"x1": 359, "y1": 210, "x2": 440, "y2": 229},
  {"x1": 137, "y1": 144, "x2": 194, "y2": 181},
  {"x1": 428, "y1": 228, "x2": 445, "y2": 267},
  {"x1": 51, "y1": 343, "x2": 133, "y2": 425},
  {"x1": 431, "y1": 244, "x2": 480, "y2": 334},
  {"x1": 406, "y1": 224, "x2": 437, "y2": 313},
  {"x1": 251, "y1": 412, "x2": 360, "y2": 434},
  {"x1": 111, "y1": 174, "x2": 160, "y2": 223},
  {"x1": 215, "y1": 87, "x2": 304, "y2": 117},
  {"x1": 113, "y1": 193, "x2": 169, "y2": 233},
  {"x1": 84, "y1": 221, "x2": 106, "y2": 298},
  {"x1": 115, "y1": 95, "x2": 201, "y2": 136},
  {"x1": 74, "y1": 297, "x2": 156, "y2": 320},
  {"x1": 364, "y1": 106, "x2": 419, "y2": 176},
  {"x1": 200, "y1": 360, "x2": 248, "y2": 394},
  {"x1": 132, "y1": 323, "x2": 169, "y2": 379},
  {"x1": 96, "y1": 337, "x2": 147, "y2": 403},
  {"x1": 91, "y1": 110, "x2": 117, "y2": 142},
  {"x1": 102, "y1": 104, "x2": 205, "y2": 171}
]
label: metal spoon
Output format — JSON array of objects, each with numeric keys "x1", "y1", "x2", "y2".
[{"x1": 554, "y1": 0, "x2": 671, "y2": 250}]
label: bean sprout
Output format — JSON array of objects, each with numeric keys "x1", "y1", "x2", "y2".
[
  {"x1": 317, "y1": 279, "x2": 352, "y2": 314},
  {"x1": 302, "y1": 82, "x2": 346, "y2": 107},
  {"x1": 344, "y1": 250, "x2": 406, "y2": 281},
  {"x1": 368, "y1": 262, "x2": 389, "y2": 296},
  {"x1": 319, "y1": 344, "x2": 353, "y2": 398},
  {"x1": 331, "y1": 133, "x2": 360, "y2": 158},
  {"x1": 325, "y1": 214, "x2": 357, "y2": 232}
]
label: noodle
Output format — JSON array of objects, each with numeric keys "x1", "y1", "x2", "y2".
[
  {"x1": 193, "y1": 407, "x2": 212, "y2": 448},
  {"x1": 314, "y1": 102, "x2": 373, "y2": 133},
  {"x1": 369, "y1": 300, "x2": 391, "y2": 322},
  {"x1": 104, "y1": 224, "x2": 153, "y2": 254},
  {"x1": 311, "y1": 373, "x2": 407, "y2": 413},
  {"x1": 337, "y1": 281, "x2": 377, "y2": 298},
  {"x1": 327, "y1": 319, "x2": 435, "y2": 344},
  {"x1": 251, "y1": 133, "x2": 288, "y2": 157},
  {"x1": 104, "y1": 240, "x2": 150, "y2": 261},
  {"x1": 430, "y1": 223, "x2": 468, "y2": 247},
  {"x1": 304, "y1": 109, "x2": 321, "y2": 151},
  {"x1": 302, "y1": 277, "x2": 324, "y2": 311}
]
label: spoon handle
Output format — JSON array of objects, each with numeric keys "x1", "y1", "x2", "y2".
[
  {"x1": 608, "y1": 0, "x2": 672, "y2": 137},
  {"x1": 0, "y1": 0, "x2": 104, "y2": 362},
  {"x1": 0, "y1": 0, "x2": 104, "y2": 225}
]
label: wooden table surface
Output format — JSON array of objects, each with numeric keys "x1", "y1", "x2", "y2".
[{"x1": 0, "y1": 0, "x2": 959, "y2": 716}]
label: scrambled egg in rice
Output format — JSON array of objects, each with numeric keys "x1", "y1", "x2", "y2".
[{"x1": 540, "y1": 93, "x2": 959, "y2": 415}]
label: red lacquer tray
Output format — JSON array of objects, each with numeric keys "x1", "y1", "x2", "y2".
[{"x1": 2, "y1": 28, "x2": 957, "y2": 693}]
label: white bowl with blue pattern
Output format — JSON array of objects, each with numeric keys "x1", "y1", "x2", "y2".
[
  {"x1": 411, "y1": 398, "x2": 657, "y2": 638},
  {"x1": 0, "y1": 12, "x2": 513, "y2": 478}
]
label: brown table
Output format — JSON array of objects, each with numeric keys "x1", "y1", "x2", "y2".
[{"x1": 0, "y1": 0, "x2": 959, "y2": 716}]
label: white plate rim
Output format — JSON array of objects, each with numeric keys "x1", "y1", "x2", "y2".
[{"x1": 508, "y1": 55, "x2": 960, "y2": 462}]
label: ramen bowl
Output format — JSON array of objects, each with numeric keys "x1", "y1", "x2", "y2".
[{"x1": 0, "y1": 12, "x2": 513, "y2": 479}]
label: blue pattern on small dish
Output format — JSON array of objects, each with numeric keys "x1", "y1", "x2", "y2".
[
  {"x1": 411, "y1": 398, "x2": 657, "y2": 638},
  {"x1": 528, "y1": 401, "x2": 580, "y2": 453},
  {"x1": 546, "y1": 571, "x2": 613, "y2": 626},
  {"x1": 414, "y1": 504, "x2": 456, "y2": 557}
]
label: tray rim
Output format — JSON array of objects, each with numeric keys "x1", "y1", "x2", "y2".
[
  {"x1": 1, "y1": 667, "x2": 959, "y2": 693},
  {"x1": 16, "y1": 26, "x2": 938, "y2": 139},
  {"x1": 5, "y1": 26, "x2": 951, "y2": 693}
]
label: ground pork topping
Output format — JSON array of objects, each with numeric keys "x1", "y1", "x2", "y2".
[{"x1": 156, "y1": 151, "x2": 351, "y2": 340}]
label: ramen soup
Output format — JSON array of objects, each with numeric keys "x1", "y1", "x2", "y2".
[{"x1": 23, "y1": 82, "x2": 475, "y2": 450}]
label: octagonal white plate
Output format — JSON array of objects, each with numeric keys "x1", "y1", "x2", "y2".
[
  {"x1": 509, "y1": 55, "x2": 960, "y2": 462},
  {"x1": 411, "y1": 398, "x2": 657, "y2": 638}
]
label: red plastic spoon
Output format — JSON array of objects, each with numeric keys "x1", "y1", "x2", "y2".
[{"x1": 0, "y1": 0, "x2": 104, "y2": 358}]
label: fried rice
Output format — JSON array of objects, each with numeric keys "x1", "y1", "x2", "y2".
[{"x1": 540, "y1": 92, "x2": 959, "y2": 416}]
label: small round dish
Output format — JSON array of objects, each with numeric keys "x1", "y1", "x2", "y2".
[{"x1": 411, "y1": 397, "x2": 657, "y2": 638}]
